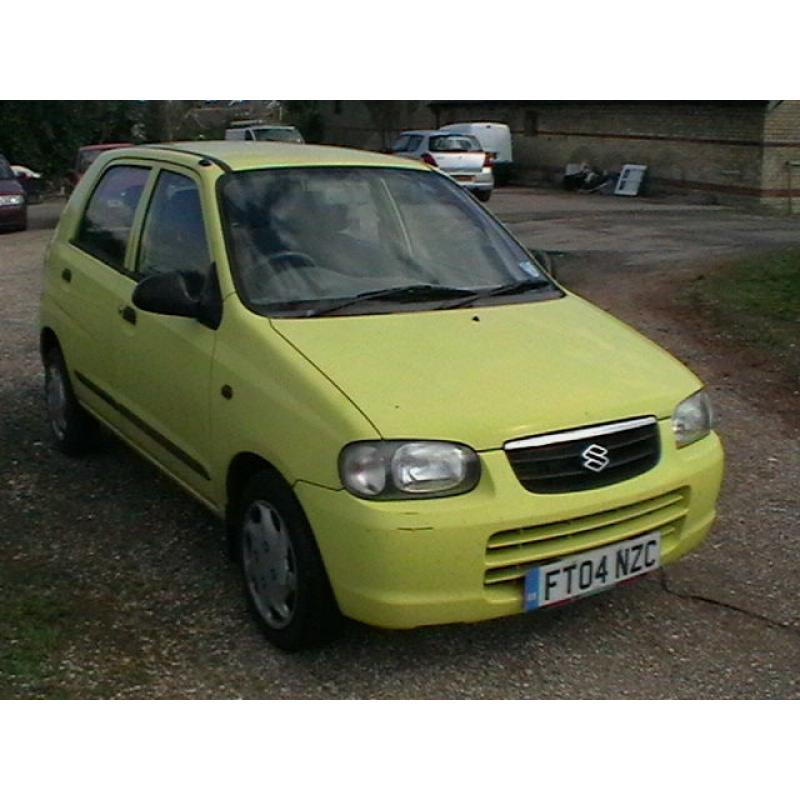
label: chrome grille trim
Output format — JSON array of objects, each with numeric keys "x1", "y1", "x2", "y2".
[
  {"x1": 504, "y1": 416, "x2": 657, "y2": 451},
  {"x1": 505, "y1": 416, "x2": 661, "y2": 493}
]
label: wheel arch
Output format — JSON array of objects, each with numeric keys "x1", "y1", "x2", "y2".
[
  {"x1": 225, "y1": 452, "x2": 293, "y2": 537},
  {"x1": 40, "y1": 326, "x2": 60, "y2": 360}
]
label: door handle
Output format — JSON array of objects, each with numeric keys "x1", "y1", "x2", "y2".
[
  {"x1": 61, "y1": 268, "x2": 72, "y2": 283},
  {"x1": 119, "y1": 305, "x2": 137, "y2": 325}
]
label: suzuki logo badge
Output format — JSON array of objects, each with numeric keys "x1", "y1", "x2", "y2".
[{"x1": 581, "y1": 443, "x2": 610, "y2": 473}]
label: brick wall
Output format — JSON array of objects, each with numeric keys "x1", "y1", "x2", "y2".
[
  {"x1": 319, "y1": 101, "x2": 800, "y2": 212},
  {"x1": 761, "y1": 101, "x2": 800, "y2": 212},
  {"x1": 435, "y1": 101, "x2": 770, "y2": 205},
  {"x1": 321, "y1": 101, "x2": 436, "y2": 151}
]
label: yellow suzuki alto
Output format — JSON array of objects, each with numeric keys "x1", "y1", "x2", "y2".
[{"x1": 39, "y1": 141, "x2": 724, "y2": 650}]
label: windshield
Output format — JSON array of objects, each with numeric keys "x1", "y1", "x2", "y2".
[
  {"x1": 429, "y1": 135, "x2": 482, "y2": 153},
  {"x1": 0, "y1": 157, "x2": 14, "y2": 180},
  {"x1": 220, "y1": 167, "x2": 556, "y2": 317},
  {"x1": 252, "y1": 128, "x2": 304, "y2": 143}
]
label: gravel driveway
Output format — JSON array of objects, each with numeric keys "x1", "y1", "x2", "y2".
[{"x1": 1, "y1": 194, "x2": 798, "y2": 699}]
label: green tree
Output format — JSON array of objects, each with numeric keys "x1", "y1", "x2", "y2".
[
  {"x1": 0, "y1": 101, "x2": 145, "y2": 181},
  {"x1": 283, "y1": 101, "x2": 325, "y2": 144}
]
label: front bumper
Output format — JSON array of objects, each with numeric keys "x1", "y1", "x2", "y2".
[
  {"x1": 296, "y1": 422, "x2": 724, "y2": 629},
  {"x1": 0, "y1": 204, "x2": 27, "y2": 229}
]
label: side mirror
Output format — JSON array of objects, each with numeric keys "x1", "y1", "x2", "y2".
[{"x1": 132, "y1": 271, "x2": 199, "y2": 318}]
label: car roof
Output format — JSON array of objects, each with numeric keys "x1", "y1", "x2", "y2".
[
  {"x1": 399, "y1": 130, "x2": 477, "y2": 137},
  {"x1": 440, "y1": 122, "x2": 509, "y2": 127},
  {"x1": 103, "y1": 141, "x2": 429, "y2": 172},
  {"x1": 228, "y1": 124, "x2": 299, "y2": 130},
  {"x1": 80, "y1": 143, "x2": 132, "y2": 152}
]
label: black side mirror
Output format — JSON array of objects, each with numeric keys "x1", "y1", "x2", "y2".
[{"x1": 132, "y1": 271, "x2": 199, "y2": 319}]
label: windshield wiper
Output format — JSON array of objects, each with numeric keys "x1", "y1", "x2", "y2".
[
  {"x1": 484, "y1": 277, "x2": 552, "y2": 297},
  {"x1": 305, "y1": 284, "x2": 477, "y2": 317},
  {"x1": 443, "y1": 278, "x2": 553, "y2": 309}
]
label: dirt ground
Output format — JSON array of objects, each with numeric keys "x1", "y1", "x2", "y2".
[{"x1": 1, "y1": 192, "x2": 798, "y2": 699}]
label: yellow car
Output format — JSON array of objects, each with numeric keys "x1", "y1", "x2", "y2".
[{"x1": 39, "y1": 141, "x2": 724, "y2": 650}]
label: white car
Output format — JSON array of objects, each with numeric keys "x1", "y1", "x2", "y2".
[
  {"x1": 390, "y1": 130, "x2": 494, "y2": 201},
  {"x1": 225, "y1": 123, "x2": 305, "y2": 144},
  {"x1": 439, "y1": 122, "x2": 513, "y2": 185}
]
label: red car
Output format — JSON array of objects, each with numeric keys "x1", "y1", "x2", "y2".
[
  {"x1": 0, "y1": 155, "x2": 27, "y2": 232},
  {"x1": 70, "y1": 143, "x2": 131, "y2": 190}
]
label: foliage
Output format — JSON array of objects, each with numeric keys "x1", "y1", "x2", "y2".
[
  {"x1": 0, "y1": 101, "x2": 213, "y2": 182},
  {"x1": 0, "y1": 101, "x2": 147, "y2": 180},
  {"x1": 283, "y1": 101, "x2": 325, "y2": 143}
]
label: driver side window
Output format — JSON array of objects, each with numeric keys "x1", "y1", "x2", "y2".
[{"x1": 138, "y1": 170, "x2": 211, "y2": 281}]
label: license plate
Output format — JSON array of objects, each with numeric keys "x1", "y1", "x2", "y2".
[
  {"x1": 524, "y1": 531, "x2": 661, "y2": 611},
  {"x1": 455, "y1": 175, "x2": 474, "y2": 182}
]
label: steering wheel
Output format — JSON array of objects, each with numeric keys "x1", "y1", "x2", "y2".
[{"x1": 266, "y1": 251, "x2": 318, "y2": 271}]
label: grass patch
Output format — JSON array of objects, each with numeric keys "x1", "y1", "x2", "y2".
[
  {"x1": 690, "y1": 248, "x2": 800, "y2": 385},
  {"x1": 0, "y1": 560, "x2": 157, "y2": 698},
  {"x1": 0, "y1": 563, "x2": 76, "y2": 698}
]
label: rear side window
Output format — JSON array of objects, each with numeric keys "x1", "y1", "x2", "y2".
[
  {"x1": 75, "y1": 165, "x2": 149, "y2": 270},
  {"x1": 138, "y1": 171, "x2": 211, "y2": 279},
  {"x1": 252, "y1": 127, "x2": 304, "y2": 143},
  {"x1": 429, "y1": 135, "x2": 481, "y2": 153},
  {"x1": 391, "y1": 135, "x2": 411, "y2": 152},
  {"x1": 391, "y1": 135, "x2": 422, "y2": 153}
]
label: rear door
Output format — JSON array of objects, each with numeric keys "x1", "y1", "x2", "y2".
[
  {"x1": 112, "y1": 166, "x2": 218, "y2": 500},
  {"x1": 54, "y1": 162, "x2": 152, "y2": 427}
]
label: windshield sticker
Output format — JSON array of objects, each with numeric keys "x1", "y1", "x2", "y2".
[{"x1": 518, "y1": 260, "x2": 541, "y2": 278}]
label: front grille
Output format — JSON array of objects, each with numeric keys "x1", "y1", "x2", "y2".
[
  {"x1": 484, "y1": 487, "x2": 689, "y2": 589},
  {"x1": 505, "y1": 417, "x2": 660, "y2": 493}
]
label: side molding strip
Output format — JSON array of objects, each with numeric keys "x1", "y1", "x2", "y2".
[{"x1": 75, "y1": 371, "x2": 211, "y2": 481}]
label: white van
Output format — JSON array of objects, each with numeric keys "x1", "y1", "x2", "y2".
[
  {"x1": 225, "y1": 122, "x2": 305, "y2": 144},
  {"x1": 439, "y1": 122, "x2": 512, "y2": 182}
]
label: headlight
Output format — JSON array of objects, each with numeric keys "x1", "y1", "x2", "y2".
[
  {"x1": 672, "y1": 390, "x2": 714, "y2": 447},
  {"x1": 0, "y1": 194, "x2": 25, "y2": 207},
  {"x1": 339, "y1": 440, "x2": 481, "y2": 499}
]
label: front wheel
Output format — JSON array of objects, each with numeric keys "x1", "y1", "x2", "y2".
[{"x1": 237, "y1": 471, "x2": 341, "y2": 651}]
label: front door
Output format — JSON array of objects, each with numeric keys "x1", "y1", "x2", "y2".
[{"x1": 113, "y1": 167, "x2": 218, "y2": 501}]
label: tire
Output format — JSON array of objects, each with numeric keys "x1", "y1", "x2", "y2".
[
  {"x1": 236, "y1": 471, "x2": 342, "y2": 651},
  {"x1": 474, "y1": 189, "x2": 492, "y2": 203},
  {"x1": 43, "y1": 346, "x2": 98, "y2": 455}
]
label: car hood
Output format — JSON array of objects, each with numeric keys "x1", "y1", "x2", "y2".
[
  {"x1": 270, "y1": 294, "x2": 701, "y2": 451},
  {"x1": 0, "y1": 178, "x2": 24, "y2": 194}
]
